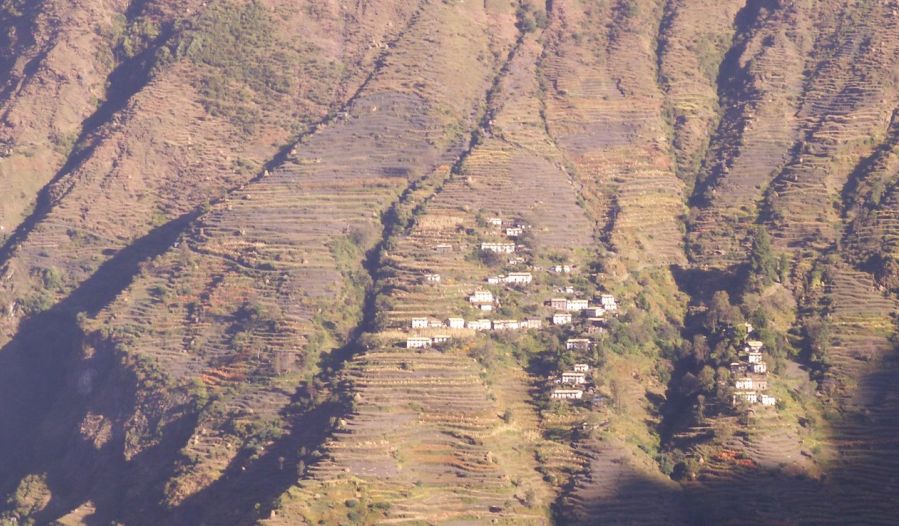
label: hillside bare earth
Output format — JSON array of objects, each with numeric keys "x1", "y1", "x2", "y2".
[{"x1": 0, "y1": 0, "x2": 897, "y2": 524}]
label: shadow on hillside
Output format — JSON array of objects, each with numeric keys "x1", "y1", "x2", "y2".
[
  {"x1": 556, "y1": 465, "x2": 693, "y2": 525},
  {"x1": 164, "y1": 226, "x2": 389, "y2": 524},
  {"x1": 0, "y1": 211, "x2": 198, "y2": 521}
]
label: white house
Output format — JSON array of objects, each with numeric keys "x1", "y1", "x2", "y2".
[
  {"x1": 599, "y1": 294, "x2": 618, "y2": 311},
  {"x1": 467, "y1": 319, "x2": 492, "y2": 331},
  {"x1": 493, "y1": 319, "x2": 520, "y2": 331},
  {"x1": 552, "y1": 312, "x2": 572, "y2": 325},
  {"x1": 746, "y1": 340, "x2": 764, "y2": 352},
  {"x1": 469, "y1": 289, "x2": 494, "y2": 304},
  {"x1": 735, "y1": 377, "x2": 755, "y2": 390},
  {"x1": 406, "y1": 337, "x2": 432, "y2": 349},
  {"x1": 566, "y1": 338, "x2": 591, "y2": 350},
  {"x1": 522, "y1": 318, "x2": 543, "y2": 330},
  {"x1": 481, "y1": 241, "x2": 516, "y2": 254},
  {"x1": 735, "y1": 377, "x2": 768, "y2": 391},
  {"x1": 747, "y1": 351, "x2": 764, "y2": 364},
  {"x1": 432, "y1": 335, "x2": 450, "y2": 344},
  {"x1": 487, "y1": 217, "x2": 503, "y2": 227},
  {"x1": 732, "y1": 391, "x2": 758, "y2": 405},
  {"x1": 760, "y1": 394, "x2": 776, "y2": 406},
  {"x1": 505, "y1": 272, "x2": 532, "y2": 285},
  {"x1": 561, "y1": 372, "x2": 587, "y2": 385},
  {"x1": 573, "y1": 363, "x2": 590, "y2": 373},
  {"x1": 751, "y1": 362, "x2": 767, "y2": 374},
  {"x1": 505, "y1": 226, "x2": 523, "y2": 238},
  {"x1": 566, "y1": 299, "x2": 589, "y2": 312},
  {"x1": 478, "y1": 303, "x2": 493, "y2": 312},
  {"x1": 424, "y1": 273, "x2": 441, "y2": 283},
  {"x1": 447, "y1": 318, "x2": 465, "y2": 329},
  {"x1": 411, "y1": 318, "x2": 429, "y2": 329},
  {"x1": 508, "y1": 256, "x2": 526, "y2": 265},
  {"x1": 549, "y1": 265, "x2": 572, "y2": 274},
  {"x1": 551, "y1": 389, "x2": 583, "y2": 400},
  {"x1": 487, "y1": 275, "x2": 503, "y2": 284}
]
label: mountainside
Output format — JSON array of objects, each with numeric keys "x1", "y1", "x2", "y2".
[{"x1": 0, "y1": 0, "x2": 897, "y2": 524}]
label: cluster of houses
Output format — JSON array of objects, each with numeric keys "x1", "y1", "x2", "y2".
[
  {"x1": 548, "y1": 293, "x2": 617, "y2": 335},
  {"x1": 551, "y1": 362, "x2": 592, "y2": 400},
  {"x1": 486, "y1": 272, "x2": 532, "y2": 285},
  {"x1": 405, "y1": 315, "x2": 545, "y2": 348},
  {"x1": 480, "y1": 217, "x2": 530, "y2": 255},
  {"x1": 730, "y1": 336, "x2": 776, "y2": 408},
  {"x1": 411, "y1": 214, "x2": 624, "y2": 408}
]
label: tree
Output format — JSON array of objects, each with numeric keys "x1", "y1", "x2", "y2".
[
  {"x1": 707, "y1": 290, "x2": 741, "y2": 333},
  {"x1": 748, "y1": 225, "x2": 779, "y2": 286}
]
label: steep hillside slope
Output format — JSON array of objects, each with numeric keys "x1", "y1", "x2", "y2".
[{"x1": 0, "y1": 0, "x2": 897, "y2": 525}]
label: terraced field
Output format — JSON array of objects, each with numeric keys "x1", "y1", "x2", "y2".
[{"x1": 0, "y1": 0, "x2": 898, "y2": 524}]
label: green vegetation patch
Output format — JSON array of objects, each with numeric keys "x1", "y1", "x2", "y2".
[{"x1": 160, "y1": 1, "x2": 335, "y2": 134}]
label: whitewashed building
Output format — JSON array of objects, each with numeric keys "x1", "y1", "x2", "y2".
[
  {"x1": 551, "y1": 389, "x2": 583, "y2": 400},
  {"x1": 493, "y1": 319, "x2": 520, "y2": 331},
  {"x1": 424, "y1": 273, "x2": 441, "y2": 283},
  {"x1": 566, "y1": 299, "x2": 589, "y2": 312},
  {"x1": 599, "y1": 294, "x2": 618, "y2": 311},
  {"x1": 467, "y1": 319, "x2": 492, "y2": 331},
  {"x1": 732, "y1": 391, "x2": 758, "y2": 405},
  {"x1": 573, "y1": 363, "x2": 590, "y2": 373},
  {"x1": 481, "y1": 241, "x2": 516, "y2": 254},
  {"x1": 406, "y1": 337, "x2": 433, "y2": 349},
  {"x1": 553, "y1": 312, "x2": 572, "y2": 325},
  {"x1": 505, "y1": 226, "x2": 524, "y2": 238},
  {"x1": 561, "y1": 372, "x2": 587, "y2": 385},
  {"x1": 411, "y1": 318, "x2": 428, "y2": 329},
  {"x1": 447, "y1": 317, "x2": 465, "y2": 329},
  {"x1": 505, "y1": 272, "x2": 533, "y2": 285},
  {"x1": 469, "y1": 289, "x2": 494, "y2": 304},
  {"x1": 522, "y1": 318, "x2": 543, "y2": 330}
]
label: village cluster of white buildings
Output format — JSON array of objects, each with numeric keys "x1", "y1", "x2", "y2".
[
  {"x1": 409, "y1": 214, "x2": 625, "y2": 407},
  {"x1": 730, "y1": 334, "x2": 776, "y2": 408},
  {"x1": 551, "y1": 362, "x2": 592, "y2": 400},
  {"x1": 405, "y1": 315, "x2": 545, "y2": 348}
]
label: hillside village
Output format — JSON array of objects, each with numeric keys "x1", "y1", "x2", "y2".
[
  {"x1": 0, "y1": 0, "x2": 897, "y2": 525},
  {"x1": 401, "y1": 216, "x2": 618, "y2": 405}
]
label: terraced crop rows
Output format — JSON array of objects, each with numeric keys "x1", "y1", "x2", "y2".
[{"x1": 541, "y1": 0, "x2": 687, "y2": 267}]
